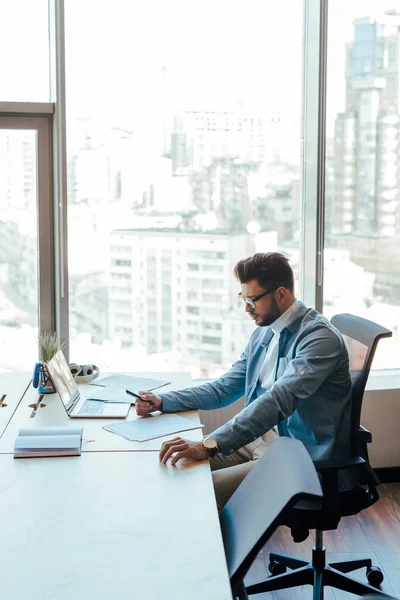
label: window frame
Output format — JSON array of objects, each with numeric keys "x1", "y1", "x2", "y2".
[
  {"x1": 0, "y1": 110, "x2": 55, "y2": 334},
  {"x1": 300, "y1": 0, "x2": 328, "y2": 311}
]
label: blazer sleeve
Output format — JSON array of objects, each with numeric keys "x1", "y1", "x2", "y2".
[
  {"x1": 160, "y1": 347, "x2": 248, "y2": 412},
  {"x1": 211, "y1": 326, "x2": 346, "y2": 454}
]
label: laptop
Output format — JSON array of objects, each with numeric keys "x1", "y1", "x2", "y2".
[{"x1": 46, "y1": 350, "x2": 130, "y2": 418}]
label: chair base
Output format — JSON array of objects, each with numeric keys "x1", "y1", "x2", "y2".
[{"x1": 245, "y1": 548, "x2": 392, "y2": 599}]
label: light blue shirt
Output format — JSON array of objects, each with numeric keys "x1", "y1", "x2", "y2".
[
  {"x1": 258, "y1": 299, "x2": 302, "y2": 390},
  {"x1": 160, "y1": 301, "x2": 353, "y2": 470}
]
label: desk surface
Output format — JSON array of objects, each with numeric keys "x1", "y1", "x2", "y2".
[
  {"x1": 0, "y1": 372, "x2": 203, "y2": 453},
  {"x1": 0, "y1": 452, "x2": 231, "y2": 600},
  {"x1": 0, "y1": 373, "x2": 31, "y2": 438}
]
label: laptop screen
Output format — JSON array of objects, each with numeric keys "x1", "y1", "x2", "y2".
[{"x1": 46, "y1": 350, "x2": 79, "y2": 413}]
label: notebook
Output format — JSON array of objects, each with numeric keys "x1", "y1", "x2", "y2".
[{"x1": 14, "y1": 426, "x2": 83, "y2": 458}]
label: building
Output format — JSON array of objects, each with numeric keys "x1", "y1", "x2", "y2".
[
  {"x1": 171, "y1": 109, "x2": 267, "y2": 176},
  {"x1": 332, "y1": 12, "x2": 400, "y2": 237},
  {"x1": 67, "y1": 119, "x2": 136, "y2": 208},
  {"x1": 328, "y1": 11, "x2": 400, "y2": 308},
  {"x1": 0, "y1": 130, "x2": 35, "y2": 212},
  {"x1": 191, "y1": 156, "x2": 259, "y2": 231},
  {"x1": 108, "y1": 228, "x2": 256, "y2": 377}
]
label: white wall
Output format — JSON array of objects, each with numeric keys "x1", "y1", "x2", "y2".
[{"x1": 362, "y1": 387, "x2": 400, "y2": 468}]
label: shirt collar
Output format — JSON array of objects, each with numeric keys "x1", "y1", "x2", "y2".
[{"x1": 271, "y1": 299, "x2": 302, "y2": 335}]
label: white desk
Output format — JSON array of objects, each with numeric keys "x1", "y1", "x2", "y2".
[
  {"x1": 0, "y1": 452, "x2": 232, "y2": 600},
  {"x1": 0, "y1": 373, "x2": 31, "y2": 437},
  {"x1": 0, "y1": 372, "x2": 204, "y2": 453}
]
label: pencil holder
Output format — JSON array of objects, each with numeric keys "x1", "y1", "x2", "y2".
[{"x1": 32, "y1": 362, "x2": 56, "y2": 394}]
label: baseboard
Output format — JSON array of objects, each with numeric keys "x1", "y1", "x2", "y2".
[{"x1": 375, "y1": 467, "x2": 400, "y2": 483}]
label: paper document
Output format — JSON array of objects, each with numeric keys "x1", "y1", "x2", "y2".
[
  {"x1": 103, "y1": 413, "x2": 204, "y2": 442},
  {"x1": 86, "y1": 386, "x2": 134, "y2": 403},
  {"x1": 91, "y1": 374, "x2": 170, "y2": 393}
]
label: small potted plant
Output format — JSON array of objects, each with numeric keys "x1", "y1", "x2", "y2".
[{"x1": 33, "y1": 331, "x2": 59, "y2": 394}]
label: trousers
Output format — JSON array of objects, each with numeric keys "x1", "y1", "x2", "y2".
[{"x1": 210, "y1": 430, "x2": 278, "y2": 511}]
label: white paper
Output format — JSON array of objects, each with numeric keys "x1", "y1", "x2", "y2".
[
  {"x1": 91, "y1": 374, "x2": 170, "y2": 392},
  {"x1": 103, "y1": 413, "x2": 204, "y2": 442},
  {"x1": 85, "y1": 387, "x2": 134, "y2": 403}
]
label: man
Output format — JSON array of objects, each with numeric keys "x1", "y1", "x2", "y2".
[{"x1": 136, "y1": 252, "x2": 353, "y2": 509}]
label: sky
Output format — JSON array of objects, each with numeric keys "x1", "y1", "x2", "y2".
[{"x1": 1, "y1": 1, "x2": 400, "y2": 138}]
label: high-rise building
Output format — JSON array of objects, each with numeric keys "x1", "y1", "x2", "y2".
[
  {"x1": 108, "y1": 228, "x2": 257, "y2": 377},
  {"x1": 191, "y1": 157, "x2": 258, "y2": 232},
  {"x1": 0, "y1": 131, "x2": 35, "y2": 211},
  {"x1": 332, "y1": 12, "x2": 400, "y2": 237},
  {"x1": 67, "y1": 119, "x2": 136, "y2": 207},
  {"x1": 171, "y1": 110, "x2": 267, "y2": 176}
]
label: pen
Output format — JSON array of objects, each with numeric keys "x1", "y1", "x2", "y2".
[{"x1": 126, "y1": 389, "x2": 156, "y2": 407}]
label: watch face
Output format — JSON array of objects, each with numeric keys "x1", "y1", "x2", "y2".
[{"x1": 204, "y1": 437, "x2": 217, "y2": 449}]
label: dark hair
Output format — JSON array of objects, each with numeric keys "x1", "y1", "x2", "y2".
[{"x1": 234, "y1": 252, "x2": 294, "y2": 292}]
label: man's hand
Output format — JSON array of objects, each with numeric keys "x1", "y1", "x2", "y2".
[
  {"x1": 159, "y1": 437, "x2": 209, "y2": 465},
  {"x1": 135, "y1": 392, "x2": 162, "y2": 416}
]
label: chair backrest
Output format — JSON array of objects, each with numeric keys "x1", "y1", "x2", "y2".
[
  {"x1": 219, "y1": 437, "x2": 322, "y2": 594},
  {"x1": 330, "y1": 313, "x2": 392, "y2": 451}
]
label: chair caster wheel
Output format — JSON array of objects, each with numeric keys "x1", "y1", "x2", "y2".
[
  {"x1": 268, "y1": 560, "x2": 287, "y2": 576},
  {"x1": 366, "y1": 566, "x2": 384, "y2": 586}
]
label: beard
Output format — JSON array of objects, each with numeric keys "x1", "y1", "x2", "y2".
[{"x1": 255, "y1": 296, "x2": 282, "y2": 327}]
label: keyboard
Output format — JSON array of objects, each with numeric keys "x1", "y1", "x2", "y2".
[{"x1": 78, "y1": 400, "x2": 106, "y2": 415}]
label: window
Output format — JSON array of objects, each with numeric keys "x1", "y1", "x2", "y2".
[
  {"x1": 2, "y1": 0, "x2": 397, "y2": 381},
  {"x1": 111, "y1": 259, "x2": 132, "y2": 267},
  {"x1": 0, "y1": 130, "x2": 39, "y2": 369},
  {"x1": 0, "y1": 119, "x2": 53, "y2": 372},
  {"x1": 64, "y1": 0, "x2": 302, "y2": 377},
  {"x1": 324, "y1": 1, "x2": 400, "y2": 368},
  {"x1": 202, "y1": 336, "x2": 221, "y2": 345},
  {"x1": 187, "y1": 264, "x2": 200, "y2": 272}
]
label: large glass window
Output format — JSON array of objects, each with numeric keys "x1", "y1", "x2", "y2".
[
  {"x1": 0, "y1": 0, "x2": 50, "y2": 101},
  {"x1": 324, "y1": 1, "x2": 400, "y2": 368},
  {"x1": 0, "y1": 129, "x2": 38, "y2": 371},
  {"x1": 0, "y1": 117, "x2": 54, "y2": 373},
  {"x1": 65, "y1": 0, "x2": 303, "y2": 377}
]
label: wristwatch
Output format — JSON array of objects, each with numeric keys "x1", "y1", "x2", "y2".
[{"x1": 202, "y1": 436, "x2": 220, "y2": 457}]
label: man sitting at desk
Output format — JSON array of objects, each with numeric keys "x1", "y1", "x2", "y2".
[{"x1": 136, "y1": 252, "x2": 353, "y2": 510}]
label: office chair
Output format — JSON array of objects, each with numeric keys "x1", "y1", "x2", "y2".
[
  {"x1": 245, "y1": 313, "x2": 394, "y2": 599},
  {"x1": 220, "y1": 436, "x2": 323, "y2": 600}
]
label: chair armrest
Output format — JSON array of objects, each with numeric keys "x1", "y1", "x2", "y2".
[
  {"x1": 313, "y1": 456, "x2": 365, "y2": 472},
  {"x1": 357, "y1": 425, "x2": 372, "y2": 444}
]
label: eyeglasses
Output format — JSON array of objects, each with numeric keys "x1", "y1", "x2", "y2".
[{"x1": 238, "y1": 286, "x2": 280, "y2": 309}]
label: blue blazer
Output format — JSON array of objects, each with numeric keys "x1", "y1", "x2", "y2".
[{"x1": 161, "y1": 302, "x2": 352, "y2": 465}]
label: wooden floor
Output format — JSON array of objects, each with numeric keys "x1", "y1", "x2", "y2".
[{"x1": 244, "y1": 483, "x2": 400, "y2": 599}]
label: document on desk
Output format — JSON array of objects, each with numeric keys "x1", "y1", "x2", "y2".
[
  {"x1": 86, "y1": 386, "x2": 133, "y2": 403},
  {"x1": 91, "y1": 374, "x2": 171, "y2": 394},
  {"x1": 103, "y1": 414, "x2": 204, "y2": 442}
]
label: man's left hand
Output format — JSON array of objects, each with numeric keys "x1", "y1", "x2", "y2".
[{"x1": 159, "y1": 437, "x2": 209, "y2": 465}]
